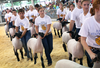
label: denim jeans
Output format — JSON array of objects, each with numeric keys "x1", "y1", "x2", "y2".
[
  {"x1": 85, "y1": 48, "x2": 100, "y2": 67},
  {"x1": 21, "y1": 30, "x2": 31, "y2": 58},
  {"x1": 72, "y1": 23, "x2": 76, "y2": 32},
  {"x1": 42, "y1": 33, "x2": 53, "y2": 64},
  {"x1": 8, "y1": 22, "x2": 13, "y2": 29}
]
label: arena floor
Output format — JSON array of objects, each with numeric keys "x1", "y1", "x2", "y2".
[{"x1": 0, "y1": 21, "x2": 88, "y2": 68}]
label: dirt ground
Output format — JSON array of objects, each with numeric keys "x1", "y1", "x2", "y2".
[{"x1": 0, "y1": 21, "x2": 88, "y2": 68}]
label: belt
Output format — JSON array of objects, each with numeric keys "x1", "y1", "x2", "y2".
[
  {"x1": 46, "y1": 32, "x2": 52, "y2": 36},
  {"x1": 89, "y1": 46, "x2": 99, "y2": 50}
]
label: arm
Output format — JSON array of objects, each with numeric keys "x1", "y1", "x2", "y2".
[
  {"x1": 35, "y1": 25, "x2": 39, "y2": 34},
  {"x1": 61, "y1": 14, "x2": 65, "y2": 21},
  {"x1": 12, "y1": 21, "x2": 15, "y2": 25},
  {"x1": 57, "y1": 15, "x2": 60, "y2": 19},
  {"x1": 20, "y1": 28, "x2": 27, "y2": 38},
  {"x1": 81, "y1": 36, "x2": 96, "y2": 59},
  {"x1": 32, "y1": 16, "x2": 37, "y2": 22},
  {"x1": 26, "y1": 16, "x2": 29, "y2": 20},
  {"x1": 15, "y1": 27, "x2": 19, "y2": 33}
]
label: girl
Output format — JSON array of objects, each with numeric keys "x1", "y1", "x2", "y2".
[
  {"x1": 35, "y1": 7, "x2": 53, "y2": 66},
  {"x1": 79, "y1": 0, "x2": 100, "y2": 67}
]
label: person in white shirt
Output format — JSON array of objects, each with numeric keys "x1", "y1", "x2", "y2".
[
  {"x1": 34, "y1": 4, "x2": 40, "y2": 17},
  {"x1": 35, "y1": 7, "x2": 53, "y2": 66},
  {"x1": 15, "y1": 9, "x2": 31, "y2": 59},
  {"x1": 65, "y1": 3, "x2": 75, "y2": 22},
  {"x1": 69, "y1": 0, "x2": 83, "y2": 37},
  {"x1": 79, "y1": 0, "x2": 91, "y2": 25},
  {"x1": 56, "y1": 3, "x2": 66, "y2": 22},
  {"x1": 5, "y1": 9, "x2": 13, "y2": 29},
  {"x1": 79, "y1": 0, "x2": 100, "y2": 67},
  {"x1": 12, "y1": 9, "x2": 18, "y2": 26},
  {"x1": 26, "y1": 5, "x2": 35, "y2": 24},
  {"x1": 56, "y1": 2, "x2": 66, "y2": 36}
]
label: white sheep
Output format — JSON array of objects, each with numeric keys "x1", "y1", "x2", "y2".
[
  {"x1": 29, "y1": 24, "x2": 36, "y2": 37},
  {"x1": 12, "y1": 33, "x2": 24, "y2": 61},
  {"x1": 27, "y1": 33, "x2": 45, "y2": 68},
  {"x1": 62, "y1": 31, "x2": 71, "y2": 52},
  {"x1": 53, "y1": 22, "x2": 62, "y2": 38},
  {"x1": 9, "y1": 26, "x2": 16, "y2": 41},
  {"x1": 67, "y1": 39, "x2": 84, "y2": 65},
  {"x1": 55, "y1": 59, "x2": 100, "y2": 68},
  {"x1": 4, "y1": 24, "x2": 9, "y2": 37}
]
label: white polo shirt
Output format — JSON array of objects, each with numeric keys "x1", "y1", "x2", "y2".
[
  {"x1": 35, "y1": 15, "x2": 52, "y2": 34},
  {"x1": 79, "y1": 12, "x2": 91, "y2": 24},
  {"x1": 15, "y1": 17, "x2": 30, "y2": 32},
  {"x1": 56, "y1": 8, "x2": 66, "y2": 18},
  {"x1": 71, "y1": 7, "x2": 83, "y2": 28},
  {"x1": 79, "y1": 16, "x2": 100, "y2": 48}
]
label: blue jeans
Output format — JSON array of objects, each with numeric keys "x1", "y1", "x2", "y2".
[
  {"x1": 85, "y1": 48, "x2": 100, "y2": 67},
  {"x1": 72, "y1": 23, "x2": 76, "y2": 32},
  {"x1": 21, "y1": 30, "x2": 31, "y2": 58},
  {"x1": 42, "y1": 33, "x2": 53, "y2": 64},
  {"x1": 8, "y1": 22, "x2": 13, "y2": 29}
]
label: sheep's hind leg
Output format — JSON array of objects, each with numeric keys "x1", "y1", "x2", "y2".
[
  {"x1": 54, "y1": 28, "x2": 57, "y2": 36},
  {"x1": 15, "y1": 50, "x2": 20, "y2": 61},
  {"x1": 62, "y1": 42, "x2": 67, "y2": 52},
  {"x1": 79, "y1": 58, "x2": 83, "y2": 65},
  {"x1": 29, "y1": 48, "x2": 33, "y2": 61},
  {"x1": 34, "y1": 53, "x2": 38, "y2": 64},
  {"x1": 20, "y1": 48, "x2": 24, "y2": 59},
  {"x1": 57, "y1": 30, "x2": 60, "y2": 38},
  {"x1": 40, "y1": 53, "x2": 45, "y2": 68},
  {"x1": 69, "y1": 53, "x2": 72, "y2": 60}
]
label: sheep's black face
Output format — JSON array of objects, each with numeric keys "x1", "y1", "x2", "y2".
[
  {"x1": 62, "y1": 21, "x2": 69, "y2": 27},
  {"x1": 67, "y1": 31, "x2": 75, "y2": 39},
  {"x1": 92, "y1": 52, "x2": 100, "y2": 63},
  {"x1": 38, "y1": 32, "x2": 44, "y2": 37},
  {"x1": 15, "y1": 32, "x2": 22, "y2": 38},
  {"x1": 57, "y1": 18, "x2": 62, "y2": 22},
  {"x1": 11, "y1": 25, "x2": 15, "y2": 28}
]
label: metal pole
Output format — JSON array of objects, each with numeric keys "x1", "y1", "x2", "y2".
[
  {"x1": 31, "y1": 0, "x2": 34, "y2": 7},
  {"x1": 11, "y1": 0, "x2": 14, "y2": 8}
]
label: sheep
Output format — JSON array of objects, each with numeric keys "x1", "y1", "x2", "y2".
[
  {"x1": 67, "y1": 39, "x2": 84, "y2": 65},
  {"x1": 12, "y1": 33, "x2": 24, "y2": 61},
  {"x1": 29, "y1": 24, "x2": 36, "y2": 37},
  {"x1": 53, "y1": 22, "x2": 62, "y2": 38},
  {"x1": 27, "y1": 32, "x2": 45, "y2": 68},
  {"x1": 4, "y1": 24, "x2": 9, "y2": 37},
  {"x1": 9, "y1": 26, "x2": 15, "y2": 41},
  {"x1": 62, "y1": 31, "x2": 71, "y2": 52},
  {"x1": 55, "y1": 52, "x2": 100, "y2": 68}
]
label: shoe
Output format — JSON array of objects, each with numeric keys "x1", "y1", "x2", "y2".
[
  {"x1": 24, "y1": 53, "x2": 27, "y2": 56},
  {"x1": 48, "y1": 63, "x2": 52, "y2": 66}
]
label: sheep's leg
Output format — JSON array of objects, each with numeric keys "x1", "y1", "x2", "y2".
[
  {"x1": 79, "y1": 58, "x2": 83, "y2": 65},
  {"x1": 60, "y1": 29, "x2": 62, "y2": 36},
  {"x1": 15, "y1": 50, "x2": 20, "y2": 61},
  {"x1": 69, "y1": 53, "x2": 72, "y2": 60},
  {"x1": 62, "y1": 42, "x2": 67, "y2": 52},
  {"x1": 13, "y1": 47, "x2": 16, "y2": 55},
  {"x1": 34, "y1": 53, "x2": 38, "y2": 64},
  {"x1": 20, "y1": 48, "x2": 24, "y2": 59},
  {"x1": 10, "y1": 34, "x2": 12, "y2": 41},
  {"x1": 6, "y1": 32, "x2": 9, "y2": 37},
  {"x1": 57, "y1": 30, "x2": 60, "y2": 38},
  {"x1": 54, "y1": 28, "x2": 57, "y2": 36},
  {"x1": 72, "y1": 56, "x2": 76, "y2": 62},
  {"x1": 40, "y1": 53, "x2": 45, "y2": 68},
  {"x1": 29, "y1": 48, "x2": 33, "y2": 61}
]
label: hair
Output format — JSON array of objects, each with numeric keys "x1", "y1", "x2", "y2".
[
  {"x1": 76, "y1": 0, "x2": 79, "y2": 3},
  {"x1": 29, "y1": 5, "x2": 34, "y2": 9},
  {"x1": 59, "y1": 2, "x2": 64, "y2": 12},
  {"x1": 35, "y1": 4, "x2": 40, "y2": 8},
  {"x1": 12, "y1": 9, "x2": 16, "y2": 12},
  {"x1": 18, "y1": 9, "x2": 24, "y2": 13},
  {"x1": 90, "y1": 0, "x2": 100, "y2": 16},
  {"x1": 38, "y1": 7, "x2": 43, "y2": 12},
  {"x1": 81, "y1": 0, "x2": 90, "y2": 4},
  {"x1": 69, "y1": 3, "x2": 75, "y2": 11}
]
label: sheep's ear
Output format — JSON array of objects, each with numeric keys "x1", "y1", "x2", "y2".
[{"x1": 38, "y1": 32, "x2": 44, "y2": 37}]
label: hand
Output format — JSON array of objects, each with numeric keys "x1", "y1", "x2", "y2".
[
  {"x1": 40, "y1": 36, "x2": 44, "y2": 39},
  {"x1": 16, "y1": 36, "x2": 20, "y2": 39},
  {"x1": 89, "y1": 52, "x2": 96, "y2": 60}
]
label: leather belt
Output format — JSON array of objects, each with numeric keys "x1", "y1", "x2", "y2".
[
  {"x1": 89, "y1": 46, "x2": 99, "y2": 50},
  {"x1": 46, "y1": 32, "x2": 52, "y2": 36}
]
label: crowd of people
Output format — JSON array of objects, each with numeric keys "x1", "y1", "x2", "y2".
[{"x1": 3, "y1": 0, "x2": 100, "y2": 68}]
